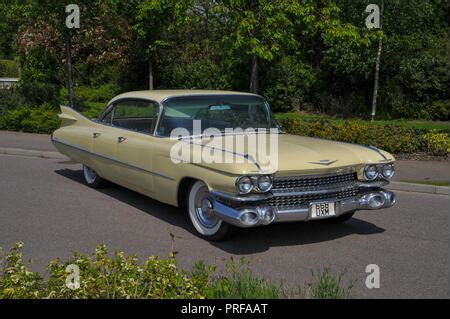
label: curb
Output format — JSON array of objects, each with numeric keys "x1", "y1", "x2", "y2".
[
  {"x1": 387, "y1": 181, "x2": 450, "y2": 196},
  {"x1": 0, "y1": 147, "x2": 67, "y2": 160}
]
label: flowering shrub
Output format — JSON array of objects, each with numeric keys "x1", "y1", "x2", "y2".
[
  {"x1": 421, "y1": 131, "x2": 449, "y2": 156},
  {"x1": 0, "y1": 242, "x2": 205, "y2": 299},
  {"x1": 279, "y1": 118, "x2": 448, "y2": 156},
  {"x1": 0, "y1": 242, "x2": 352, "y2": 299}
]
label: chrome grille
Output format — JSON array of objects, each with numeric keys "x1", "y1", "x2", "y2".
[
  {"x1": 264, "y1": 187, "x2": 359, "y2": 208},
  {"x1": 272, "y1": 172, "x2": 357, "y2": 191}
]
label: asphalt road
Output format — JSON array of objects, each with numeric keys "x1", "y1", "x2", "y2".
[{"x1": 0, "y1": 153, "x2": 448, "y2": 298}]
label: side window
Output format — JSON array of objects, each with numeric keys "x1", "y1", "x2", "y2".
[
  {"x1": 111, "y1": 100, "x2": 158, "y2": 134},
  {"x1": 101, "y1": 109, "x2": 113, "y2": 125}
]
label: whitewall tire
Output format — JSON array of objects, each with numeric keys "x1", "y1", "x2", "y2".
[
  {"x1": 187, "y1": 181, "x2": 232, "y2": 241},
  {"x1": 82, "y1": 165, "x2": 105, "y2": 188}
]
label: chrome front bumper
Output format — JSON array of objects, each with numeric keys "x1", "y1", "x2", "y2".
[{"x1": 208, "y1": 189, "x2": 395, "y2": 228}]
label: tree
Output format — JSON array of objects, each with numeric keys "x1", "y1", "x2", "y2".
[
  {"x1": 15, "y1": 1, "x2": 131, "y2": 106},
  {"x1": 218, "y1": 0, "x2": 300, "y2": 94},
  {"x1": 132, "y1": 0, "x2": 181, "y2": 90}
]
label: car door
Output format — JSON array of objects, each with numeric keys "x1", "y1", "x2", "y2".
[
  {"x1": 109, "y1": 99, "x2": 159, "y2": 194},
  {"x1": 89, "y1": 106, "x2": 121, "y2": 182}
]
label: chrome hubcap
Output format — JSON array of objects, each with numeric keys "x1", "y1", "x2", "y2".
[
  {"x1": 83, "y1": 165, "x2": 97, "y2": 184},
  {"x1": 194, "y1": 186, "x2": 219, "y2": 228}
]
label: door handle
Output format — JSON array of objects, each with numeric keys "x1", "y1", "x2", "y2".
[
  {"x1": 93, "y1": 132, "x2": 101, "y2": 138},
  {"x1": 117, "y1": 136, "x2": 127, "y2": 143}
]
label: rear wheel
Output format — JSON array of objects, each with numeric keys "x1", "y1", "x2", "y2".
[
  {"x1": 82, "y1": 165, "x2": 106, "y2": 188},
  {"x1": 325, "y1": 211, "x2": 355, "y2": 224},
  {"x1": 187, "y1": 181, "x2": 233, "y2": 241}
]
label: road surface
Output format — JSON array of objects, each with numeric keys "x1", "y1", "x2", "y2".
[{"x1": 0, "y1": 153, "x2": 448, "y2": 298}]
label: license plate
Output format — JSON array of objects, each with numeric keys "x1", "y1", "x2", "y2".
[{"x1": 310, "y1": 202, "x2": 336, "y2": 219}]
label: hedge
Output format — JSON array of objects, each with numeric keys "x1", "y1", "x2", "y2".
[
  {"x1": 279, "y1": 118, "x2": 449, "y2": 156},
  {"x1": 0, "y1": 103, "x2": 60, "y2": 134},
  {"x1": 0, "y1": 105, "x2": 448, "y2": 156},
  {"x1": 0, "y1": 242, "x2": 351, "y2": 299}
]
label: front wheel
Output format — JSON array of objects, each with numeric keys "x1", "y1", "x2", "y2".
[
  {"x1": 82, "y1": 165, "x2": 106, "y2": 188},
  {"x1": 187, "y1": 181, "x2": 233, "y2": 241}
]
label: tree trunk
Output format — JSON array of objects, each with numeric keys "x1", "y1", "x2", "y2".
[
  {"x1": 64, "y1": 32, "x2": 75, "y2": 108},
  {"x1": 371, "y1": 1, "x2": 384, "y2": 121},
  {"x1": 149, "y1": 60, "x2": 154, "y2": 90},
  {"x1": 249, "y1": 54, "x2": 259, "y2": 94}
]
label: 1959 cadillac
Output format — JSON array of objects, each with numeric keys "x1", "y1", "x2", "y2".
[{"x1": 52, "y1": 90, "x2": 395, "y2": 241}]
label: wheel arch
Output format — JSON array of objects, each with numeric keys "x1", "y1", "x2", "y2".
[{"x1": 177, "y1": 177, "x2": 199, "y2": 208}]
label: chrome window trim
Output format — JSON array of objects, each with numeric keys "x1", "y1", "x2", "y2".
[
  {"x1": 155, "y1": 94, "x2": 280, "y2": 138},
  {"x1": 96, "y1": 97, "x2": 162, "y2": 138}
]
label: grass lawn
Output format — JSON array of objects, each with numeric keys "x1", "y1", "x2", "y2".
[{"x1": 274, "y1": 112, "x2": 450, "y2": 133}]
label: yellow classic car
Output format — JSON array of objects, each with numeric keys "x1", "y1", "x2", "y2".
[{"x1": 52, "y1": 90, "x2": 395, "y2": 240}]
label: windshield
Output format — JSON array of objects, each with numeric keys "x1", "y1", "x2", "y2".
[{"x1": 157, "y1": 95, "x2": 280, "y2": 137}]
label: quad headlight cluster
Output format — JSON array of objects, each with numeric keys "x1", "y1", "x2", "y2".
[
  {"x1": 236, "y1": 175, "x2": 273, "y2": 194},
  {"x1": 364, "y1": 163, "x2": 395, "y2": 181}
]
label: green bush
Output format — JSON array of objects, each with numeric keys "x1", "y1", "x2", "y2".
[
  {"x1": 0, "y1": 242, "x2": 351, "y2": 299},
  {"x1": 279, "y1": 117, "x2": 448, "y2": 156},
  {"x1": 0, "y1": 89, "x2": 26, "y2": 114},
  {"x1": 0, "y1": 103, "x2": 59, "y2": 134},
  {"x1": 421, "y1": 131, "x2": 449, "y2": 156},
  {"x1": 60, "y1": 83, "x2": 119, "y2": 104},
  {"x1": 262, "y1": 56, "x2": 317, "y2": 112},
  {"x1": 423, "y1": 100, "x2": 450, "y2": 121},
  {"x1": 0, "y1": 60, "x2": 19, "y2": 77},
  {"x1": 0, "y1": 242, "x2": 204, "y2": 299},
  {"x1": 18, "y1": 82, "x2": 60, "y2": 107}
]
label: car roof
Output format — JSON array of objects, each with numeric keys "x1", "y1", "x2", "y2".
[{"x1": 108, "y1": 89, "x2": 261, "y2": 104}]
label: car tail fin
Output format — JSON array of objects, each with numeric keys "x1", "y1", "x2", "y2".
[{"x1": 58, "y1": 105, "x2": 89, "y2": 127}]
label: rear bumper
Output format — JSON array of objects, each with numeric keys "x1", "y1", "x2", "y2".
[{"x1": 209, "y1": 189, "x2": 395, "y2": 228}]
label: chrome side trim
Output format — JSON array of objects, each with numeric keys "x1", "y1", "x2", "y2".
[
  {"x1": 180, "y1": 139, "x2": 264, "y2": 173},
  {"x1": 363, "y1": 145, "x2": 388, "y2": 160},
  {"x1": 210, "y1": 191, "x2": 273, "y2": 202},
  {"x1": 52, "y1": 138, "x2": 175, "y2": 181}
]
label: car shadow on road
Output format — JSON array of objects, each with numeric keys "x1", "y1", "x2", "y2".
[
  {"x1": 55, "y1": 168, "x2": 386, "y2": 254},
  {"x1": 211, "y1": 219, "x2": 385, "y2": 254}
]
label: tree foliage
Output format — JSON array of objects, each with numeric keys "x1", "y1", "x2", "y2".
[{"x1": 0, "y1": 0, "x2": 447, "y2": 119}]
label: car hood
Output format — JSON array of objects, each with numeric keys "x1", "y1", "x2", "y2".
[{"x1": 177, "y1": 133, "x2": 394, "y2": 176}]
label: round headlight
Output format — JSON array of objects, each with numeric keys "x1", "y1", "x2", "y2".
[
  {"x1": 364, "y1": 165, "x2": 379, "y2": 180},
  {"x1": 382, "y1": 163, "x2": 395, "y2": 179},
  {"x1": 257, "y1": 175, "x2": 272, "y2": 192},
  {"x1": 236, "y1": 176, "x2": 254, "y2": 194}
]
